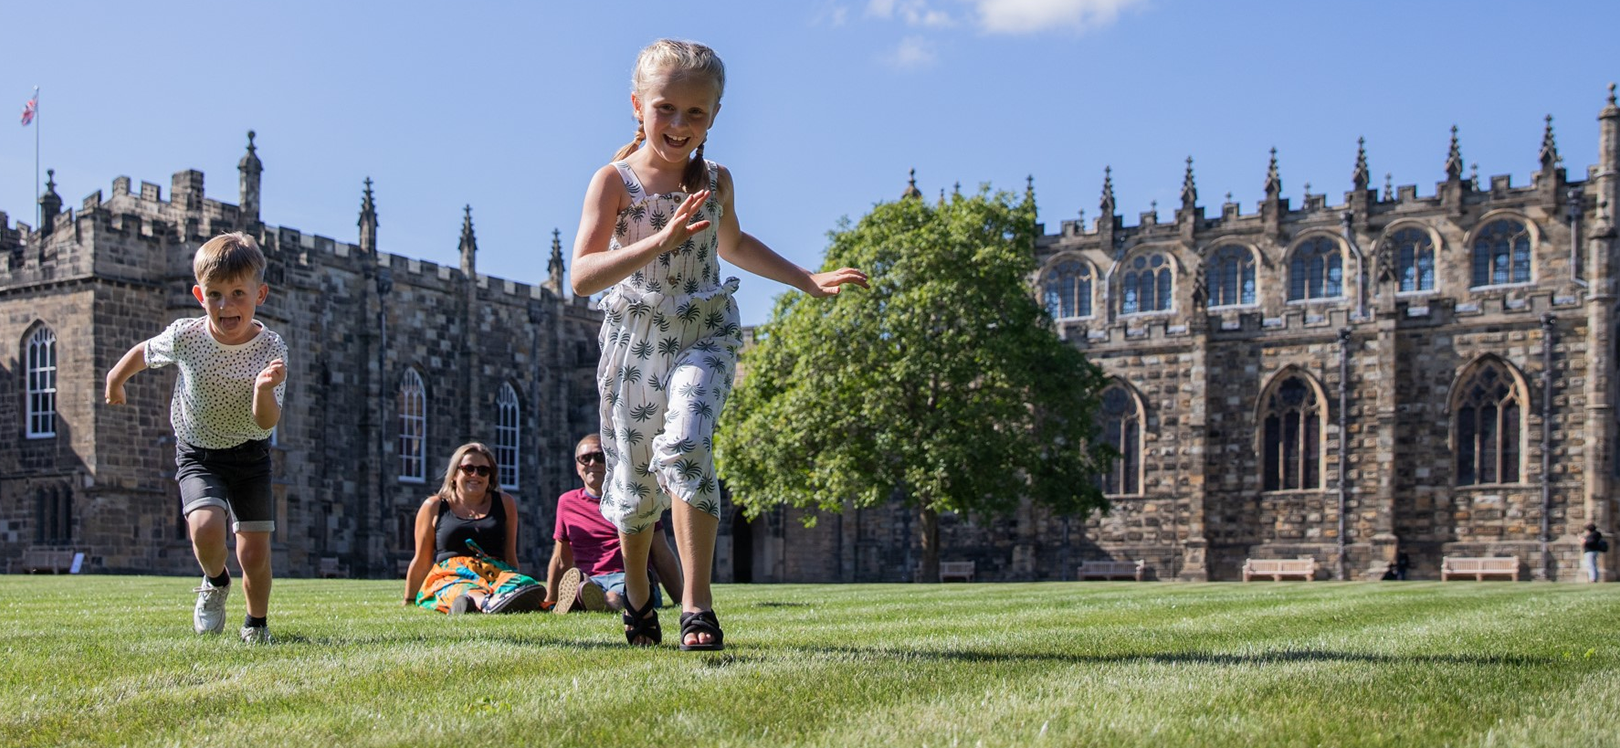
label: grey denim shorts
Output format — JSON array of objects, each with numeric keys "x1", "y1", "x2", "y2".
[{"x1": 175, "y1": 438, "x2": 274, "y2": 533}]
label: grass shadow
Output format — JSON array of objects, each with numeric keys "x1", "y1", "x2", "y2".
[{"x1": 781, "y1": 644, "x2": 1555, "y2": 669}]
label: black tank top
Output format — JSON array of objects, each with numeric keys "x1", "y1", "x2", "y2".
[{"x1": 434, "y1": 494, "x2": 507, "y2": 563}]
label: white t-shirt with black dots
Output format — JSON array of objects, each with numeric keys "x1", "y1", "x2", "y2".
[{"x1": 145, "y1": 317, "x2": 288, "y2": 450}]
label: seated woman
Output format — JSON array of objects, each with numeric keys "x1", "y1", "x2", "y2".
[{"x1": 403, "y1": 443, "x2": 545, "y2": 614}]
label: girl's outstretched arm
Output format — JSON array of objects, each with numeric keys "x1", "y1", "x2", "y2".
[
  {"x1": 571, "y1": 164, "x2": 714, "y2": 297},
  {"x1": 714, "y1": 166, "x2": 867, "y2": 298}
]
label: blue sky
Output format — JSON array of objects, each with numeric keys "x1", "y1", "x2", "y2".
[{"x1": 5, "y1": 1, "x2": 1618, "y2": 325}]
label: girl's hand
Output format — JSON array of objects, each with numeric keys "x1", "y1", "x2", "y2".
[
  {"x1": 804, "y1": 267, "x2": 869, "y2": 298},
  {"x1": 255, "y1": 359, "x2": 287, "y2": 391},
  {"x1": 656, "y1": 190, "x2": 712, "y2": 254},
  {"x1": 104, "y1": 380, "x2": 126, "y2": 406}
]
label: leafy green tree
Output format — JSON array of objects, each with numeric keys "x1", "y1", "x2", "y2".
[{"x1": 718, "y1": 186, "x2": 1113, "y2": 581}]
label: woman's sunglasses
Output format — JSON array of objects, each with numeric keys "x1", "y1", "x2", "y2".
[{"x1": 457, "y1": 464, "x2": 493, "y2": 477}]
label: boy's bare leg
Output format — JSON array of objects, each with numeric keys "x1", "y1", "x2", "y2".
[
  {"x1": 671, "y1": 500, "x2": 718, "y2": 645},
  {"x1": 187, "y1": 507, "x2": 230, "y2": 577},
  {"x1": 235, "y1": 531, "x2": 272, "y2": 618}
]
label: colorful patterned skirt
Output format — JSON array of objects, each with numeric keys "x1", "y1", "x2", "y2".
[{"x1": 415, "y1": 555, "x2": 541, "y2": 614}]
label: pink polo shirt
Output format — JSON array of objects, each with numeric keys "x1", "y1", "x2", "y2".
[{"x1": 553, "y1": 488, "x2": 659, "y2": 577}]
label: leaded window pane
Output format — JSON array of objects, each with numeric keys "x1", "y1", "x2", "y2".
[
  {"x1": 1454, "y1": 360, "x2": 1524, "y2": 485},
  {"x1": 1263, "y1": 376, "x2": 1322, "y2": 490},
  {"x1": 1471, "y1": 220, "x2": 1532, "y2": 287},
  {"x1": 26, "y1": 327, "x2": 56, "y2": 438},
  {"x1": 398, "y1": 369, "x2": 427, "y2": 483},
  {"x1": 496, "y1": 383, "x2": 521, "y2": 489},
  {"x1": 1098, "y1": 385, "x2": 1141, "y2": 496},
  {"x1": 1290, "y1": 239, "x2": 1344, "y2": 300}
]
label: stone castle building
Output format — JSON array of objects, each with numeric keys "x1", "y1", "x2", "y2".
[
  {"x1": 7, "y1": 88, "x2": 1620, "y2": 584},
  {"x1": 0, "y1": 132, "x2": 605, "y2": 577},
  {"x1": 739, "y1": 89, "x2": 1620, "y2": 583}
]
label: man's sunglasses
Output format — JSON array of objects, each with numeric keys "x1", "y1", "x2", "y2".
[
  {"x1": 457, "y1": 464, "x2": 493, "y2": 477},
  {"x1": 576, "y1": 452, "x2": 605, "y2": 465}
]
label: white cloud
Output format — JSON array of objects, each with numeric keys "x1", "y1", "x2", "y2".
[
  {"x1": 971, "y1": 0, "x2": 1147, "y2": 34},
  {"x1": 868, "y1": 0, "x2": 955, "y2": 27},
  {"x1": 814, "y1": 2, "x2": 851, "y2": 26},
  {"x1": 887, "y1": 36, "x2": 939, "y2": 69}
]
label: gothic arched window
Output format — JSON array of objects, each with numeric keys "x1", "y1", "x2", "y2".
[
  {"x1": 1289, "y1": 238, "x2": 1343, "y2": 301},
  {"x1": 398, "y1": 369, "x2": 427, "y2": 483},
  {"x1": 1209, "y1": 246, "x2": 1256, "y2": 307},
  {"x1": 1471, "y1": 219, "x2": 1532, "y2": 287},
  {"x1": 26, "y1": 326, "x2": 56, "y2": 439},
  {"x1": 1454, "y1": 360, "x2": 1524, "y2": 485},
  {"x1": 1042, "y1": 260, "x2": 1093, "y2": 319},
  {"x1": 496, "y1": 382, "x2": 521, "y2": 489},
  {"x1": 1262, "y1": 374, "x2": 1322, "y2": 491},
  {"x1": 1121, "y1": 253, "x2": 1173, "y2": 315},
  {"x1": 1097, "y1": 384, "x2": 1142, "y2": 496},
  {"x1": 1390, "y1": 228, "x2": 1436, "y2": 293}
]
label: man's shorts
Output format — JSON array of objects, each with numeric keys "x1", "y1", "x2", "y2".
[
  {"x1": 175, "y1": 438, "x2": 274, "y2": 533},
  {"x1": 589, "y1": 571, "x2": 663, "y2": 607}
]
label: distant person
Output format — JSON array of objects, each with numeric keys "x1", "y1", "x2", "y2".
[
  {"x1": 570, "y1": 38, "x2": 867, "y2": 650},
  {"x1": 546, "y1": 434, "x2": 683, "y2": 614},
  {"x1": 1396, "y1": 552, "x2": 1410, "y2": 581},
  {"x1": 403, "y1": 443, "x2": 545, "y2": 614},
  {"x1": 104, "y1": 232, "x2": 288, "y2": 644},
  {"x1": 1582, "y1": 523, "x2": 1607, "y2": 583}
]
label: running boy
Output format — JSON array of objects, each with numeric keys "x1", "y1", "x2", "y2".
[{"x1": 105, "y1": 232, "x2": 288, "y2": 643}]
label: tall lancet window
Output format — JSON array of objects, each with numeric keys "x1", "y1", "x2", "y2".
[
  {"x1": 1262, "y1": 375, "x2": 1322, "y2": 491},
  {"x1": 399, "y1": 369, "x2": 427, "y2": 483}
]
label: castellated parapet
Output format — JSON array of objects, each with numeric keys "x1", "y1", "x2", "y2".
[{"x1": 0, "y1": 133, "x2": 604, "y2": 578}]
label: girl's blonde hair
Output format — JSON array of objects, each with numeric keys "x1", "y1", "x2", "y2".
[
  {"x1": 613, "y1": 38, "x2": 726, "y2": 194},
  {"x1": 435, "y1": 442, "x2": 501, "y2": 502}
]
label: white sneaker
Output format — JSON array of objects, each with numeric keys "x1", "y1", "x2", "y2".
[
  {"x1": 239, "y1": 625, "x2": 272, "y2": 644},
  {"x1": 192, "y1": 578, "x2": 229, "y2": 635}
]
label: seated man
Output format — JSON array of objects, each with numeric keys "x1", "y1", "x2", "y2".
[{"x1": 546, "y1": 434, "x2": 683, "y2": 613}]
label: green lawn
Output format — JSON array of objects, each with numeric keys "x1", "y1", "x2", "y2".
[{"x1": 1, "y1": 578, "x2": 1616, "y2": 747}]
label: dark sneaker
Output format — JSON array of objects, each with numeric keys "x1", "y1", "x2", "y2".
[
  {"x1": 450, "y1": 594, "x2": 481, "y2": 615},
  {"x1": 484, "y1": 585, "x2": 545, "y2": 615}
]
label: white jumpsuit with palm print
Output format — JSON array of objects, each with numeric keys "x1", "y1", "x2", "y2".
[{"x1": 596, "y1": 160, "x2": 743, "y2": 534}]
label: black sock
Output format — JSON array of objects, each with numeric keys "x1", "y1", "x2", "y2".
[
  {"x1": 244, "y1": 615, "x2": 267, "y2": 629},
  {"x1": 207, "y1": 570, "x2": 231, "y2": 588}
]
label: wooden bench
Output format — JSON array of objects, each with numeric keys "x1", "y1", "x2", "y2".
[
  {"x1": 318, "y1": 556, "x2": 349, "y2": 579},
  {"x1": 1242, "y1": 557, "x2": 1318, "y2": 581},
  {"x1": 1441, "y1": 556, "x2": 1520, "y2": 581},
  {"x1": 1076, "y1": 559, "x2": 1146, "y2": 581},
  {"x1": 19, "y1": 549, "x2": 77, "y2": 574},
  {"x1": 939, "y1": 561, "x2": 976, "y2": 583}
]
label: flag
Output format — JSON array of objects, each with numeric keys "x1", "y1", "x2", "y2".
[{"x1": 20, "y1": 96, "x2": 36, "y2": 126}]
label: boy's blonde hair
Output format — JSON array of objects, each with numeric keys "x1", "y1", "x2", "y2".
[
  {"x1": 193, "y1": 232, "x2": 267, "y2": 285},
  {"x1": 613, "y1": 39, "x2": 726, "y2": 194}
]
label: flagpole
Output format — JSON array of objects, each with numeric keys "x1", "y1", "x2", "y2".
[{"x1": 33, "y1": 86, "x2": 40, "y2": 234}]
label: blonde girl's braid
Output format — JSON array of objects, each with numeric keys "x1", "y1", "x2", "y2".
[
  {"x1": 612, "y1": 122, "x2": 646, "y2": 162},
  {"x1": 682, "y1": 140, "x2": 707, "y2": 194}
]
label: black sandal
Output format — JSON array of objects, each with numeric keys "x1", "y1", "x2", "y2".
[
  {"x1": 622, "y1": 595, "x2": 662, "y2": 646},
  {"x1": 678, "y1": 610, "x2": 724, "y2": 651}
]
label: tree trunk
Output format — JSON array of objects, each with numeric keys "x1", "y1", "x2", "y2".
[{"x1": 917, "y1": 504, "x2": 940, "y2": 583}]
